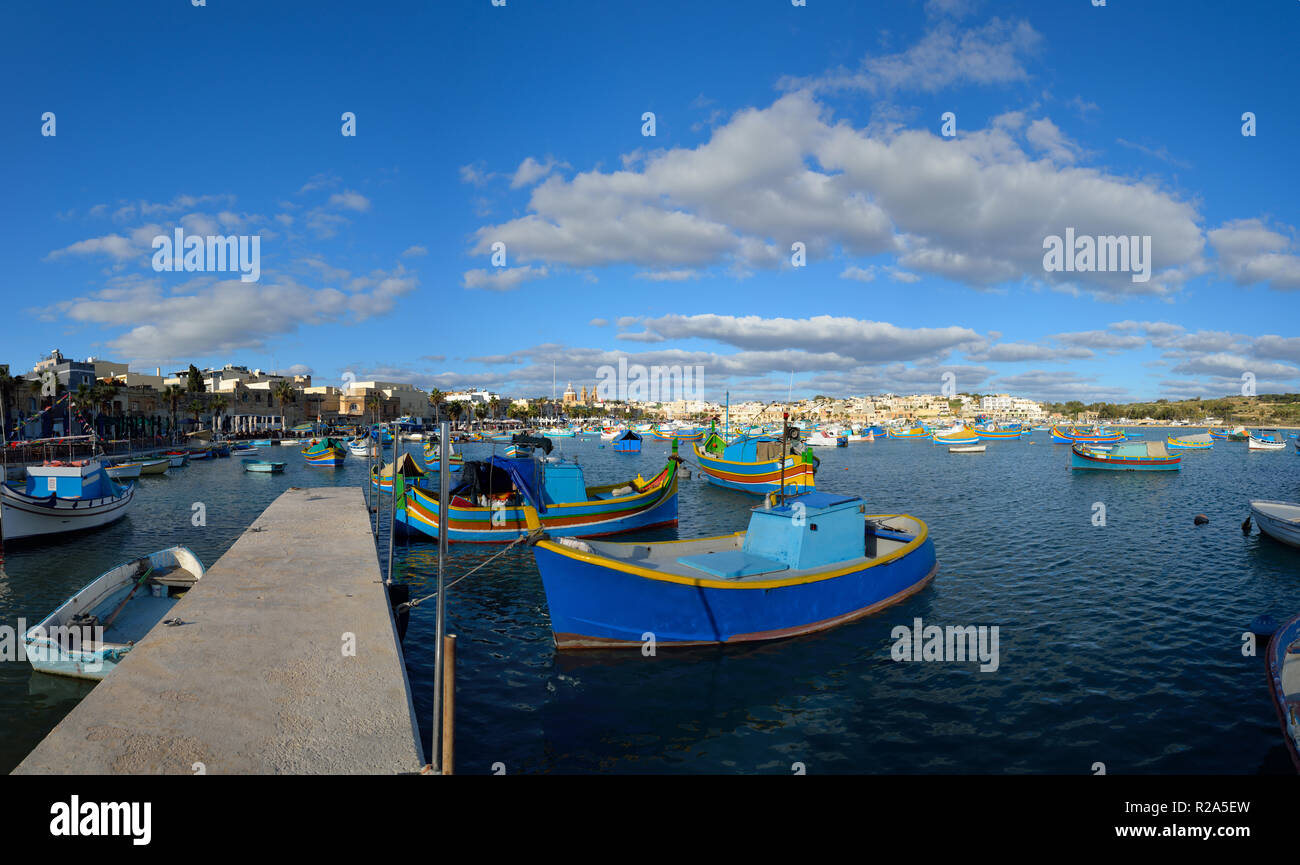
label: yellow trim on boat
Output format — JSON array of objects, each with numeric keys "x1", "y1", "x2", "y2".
[{"x1": 533, "y1": 513, "x2": 929, "y2": 589}]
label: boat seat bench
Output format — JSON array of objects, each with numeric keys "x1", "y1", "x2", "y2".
[{"x1": 675, "y1": 550, "x2": 789, "y2": 579}]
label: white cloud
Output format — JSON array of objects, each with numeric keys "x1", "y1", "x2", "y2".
[
  {"x1": 461, "y1": 266, "x2": 549, "y2": 291},
  {"x1": 1208, "y1": 218, "x2": 1300, "y2": 290}
]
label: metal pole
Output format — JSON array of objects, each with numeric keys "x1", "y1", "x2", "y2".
[
  {"x1": 432, "y1": 420, "x2": 450, "y2": 773},
  {"x1": 441, "y1": 633, "x2": 456, "y2": 775},
  {"x1": 386, "y1": 422, "x2": 396, "y2": 585}
]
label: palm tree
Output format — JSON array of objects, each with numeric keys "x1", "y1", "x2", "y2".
[
  {"x1": 446, "y1": 401, "x2": 463, "y2": 430},
  {"x1": 488, "y1": 396, "x2": 501, "y2": 425},
  {"x1": 273, "y1": 381, "x2": 296, "y2": 431},
  {"x1": 428, "y1": 388, "x2": 445, "y2": 425},
  {"x1": 164, "y1": 384, "x2": 185, "y2": 442},
  {"x1": 0, "y1": 366, "x2": 15, "y2": 441},
  {"x1": 187, "y1": 398, "x2": 204, "y2": 425},
  {"x1": 474, "y1": 404, "x2": 487, "y2": 428},
  {"x1": 210, "y1": 394, "x2": 229, "y2": 433}
]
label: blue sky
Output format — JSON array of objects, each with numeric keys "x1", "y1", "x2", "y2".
[{"x1": 2, "y1": 0, "x2": 1298, "y2": 404}]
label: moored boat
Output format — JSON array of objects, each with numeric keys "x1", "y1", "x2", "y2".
[
  {"x1": 1071, "y1": 442, "x2": 1181, "y2": 471},
  {"x1": 1251, "y1": 500, "x2": 1300, "y2": 548},
  {"x1": 612, "y1": 429, "x2": 642, "y2": 453},
  {"x1": 527, "y1": 490, "x2": 937, "y2": 649},
  {"x1": 395, "y1": 442, "x2": 680, "y2": 543},
  {"x1": 422, "y1": 440, "x2": 464, "y2": 472},
  {"x1": 104, "y1": 462, "x2": 142, "y2": 480},
  {"x1": 1166, "y1": 433, "x2": 1214, "y2": 450},
  {"x1": 886, "y1": 427, "x2": 930, "y2": 440},
  {"x1": 693, "y1": 429, "x2": 817, "y2": 496},
  {"x1": 301, "y1": 437, "x2": 347, "y2": 467},
  {"x1": 242, "y1": 459, "x2": 286, "y2": 473},
  {"x1": 1249, "y1": 432, "x2": 1287, "y2": 451},
  {"x1": 805, "y1": 430, "x2": 848, "y2": 447},
  {"x1": 933, "y1": 426, "x2": 979, "y2": 445},
  {"x1": 974, "y1": 425, "x2": 1025, "y2": 440},
  {"x1": 23, "y1": 546, "x2": 203, "y2": 680},
  {"x1": 1266, "y1": 611, "x2": 1300, "y2": 772},
  {"x1": 1, "y1": 460, "x2": 135, "y2": 542},
  {"x1": 1050, "y1": 425, "x2": 1125, "y2": 445},
  {"x1": 948, "y1": 445, "x2": 986, "y2": 453}
]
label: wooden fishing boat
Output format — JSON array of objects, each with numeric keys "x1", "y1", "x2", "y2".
[
  {"x1": 1071, "y1": 442, "x2": 1180, "y2": 471},
  {"x1": 694, "y1": 432, "x2": 817, "y2": 496},
  {"x1": 948, "y1": 445, "x2": 986, "y2": 453},
  {"x1": 933, "y1": 426, "x2": 979, "y2": 445},
  {"x1": 370, "y1": 452, "x2": 427, "y2": 494},
  {"x1": 242, "y1": 459, "x2": 286, "y2": 473},
  {"x1": 23, "y1": 546, "x2": 203, "y2": 680},
  {"x1": 975, "y1": 425, "x2": 1025, "y2": 440},
  {"x1": 163, "y1": 452, "x2": 189, "y2": 468},
  {"x1": 1166, "y1": 433, "x2": 1214, "y2": 450},
  {"x1": 612, "y1": 429, "x2": 642, "y2": 453},
  {"x1": 886, "y1": 427, "x2": 930, "y2": 440},
  {"x1": 395, "y1": 443, "x2": 680, "y2": 543},
  {"x1": 1, "y1": 460, "x2": 135, "y2": 541},
  {"x1": 527, "y1": 490, "x2": 937, "y2": 649},
  {"x1": 1266, "y1": 611, "x2": 1300, "y2": 772},
  {"x1": 301, "y1": 437, "x2": 347, "y2": 467},
  {"x1": 1249, "y1": 432, "x2": 1287, "y2": 451},
  {"x1": 251, "y1": 439, "x2": 274, "y2": 446},
  {"x1": 600, "y1": 427, "x2": 622, "y2": 441},
  {"x1": 422, "y1": 440, "x2": 464, "y2": 472},
  {"x1": 1209, "y1": 426, "x2": 1249, "y2": 441},
  {"x1": 1251, "y1": 501, "x2": 1300, "y2": 548},
  {"x1": 1050, "y1": 425, "x2": 1125, "y2": 444}
]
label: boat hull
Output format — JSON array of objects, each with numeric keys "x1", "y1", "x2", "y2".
[
  {"x1": 693, "y1": 444, "x2": 815, "y2": 496},
  {"x1": 1252, "y1": 501, "x2": 1300, "y2": 548},
  {"x1": 397, "y1": 464, "x2": 679, "y2": 543},
  {"x1": 1070, "y1": 444, "x2": 1180, "y2": 471},
  {"x1": 1266, "y1": 612, "x2": 1300, "y2": 773},
  {"x1": 0, "y1": 483, "x2": 135, "y2": 541},
  {"x1": 23, "y1": 546, "x2": 203, "y2": 680},
  {"x1": 532, "y1": 516, "x2": 937, "y2": 648}
]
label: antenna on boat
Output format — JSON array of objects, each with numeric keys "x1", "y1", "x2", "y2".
[{"x1": 778, "y1": 411, "x2": 789, "y2": 507}]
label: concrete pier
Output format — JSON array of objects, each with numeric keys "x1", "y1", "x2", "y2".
[{"x1": 15, "y1": 486, "x2": 424, "y2": 774}]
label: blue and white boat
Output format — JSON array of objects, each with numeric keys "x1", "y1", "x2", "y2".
[
  {"x1": 528, "y1": 490, "x2": 937, "y2": 649},
  {"x1": 1, "y1": 460, "x2": 135, "y2": 542},
  {"x1": 24, "y1": 546, "x2": 203, "y2": 680}
]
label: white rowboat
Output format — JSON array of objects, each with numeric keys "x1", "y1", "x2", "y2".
[{"x1": 1251, "y1": 500, "x2": 1300, "y2": 548}]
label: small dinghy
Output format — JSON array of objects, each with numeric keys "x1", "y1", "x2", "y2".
[
  {"x1": 1071, "y1": 441, "x2": 1181, "y2": 471},
  {"x1": 1251, "y1": 501, "x2": 1300, "y2": 548},
  {"x1": 1266, "y1": 611, "x2": 1300, "y2": 772},
  {"x1": 23, "y1": 546, "x2": 204, "y2": 680},
  {"x1": 242, "y1": 459, "x2": 286, "y2": 473},
  {"x1": 528, "y1": 490, "x2": 936, "y2": 649},
  {"x1": 948, "y1": 444, "x2": 986, "y2": 453}
]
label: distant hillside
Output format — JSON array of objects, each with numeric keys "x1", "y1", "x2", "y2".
[{"x1": 1041, "y1": 394, "x2": 1300, "y2": 425}]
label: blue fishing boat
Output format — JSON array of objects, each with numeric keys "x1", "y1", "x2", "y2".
[
  {"x1": 694, "y1": 430, "x2": 817, "y2": 496},
  {"x1": 422, "y1": 440, "x2": 464, "y2": 472},
  {"x1": 528, "y1": 490, "x2": 937, "y2": 649},
  {"x1": 612, "y1": 429, "x2": 642, "y2": 453},
  {"x1": 301, "y1": 437, "x2": 347, "y2": 467},
  {"x1": 396, "y1": 441, "x2": 680, "y2": 543},
  {"x1": 1070, "y1": 442, "x2": 1181, "y2": 471},
  {"x1": 1, "y1": 460, "x2": 135, "y2": 542},
  {"x1": 23, "y1": 546, "x2": 203, "y2": 680},
  {"x1": 1166, "y1": 433, "x2": 1214, "y2": 450}
]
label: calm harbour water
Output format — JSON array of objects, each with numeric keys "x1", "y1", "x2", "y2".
[{"x1": 2, "y1": 431, "x2": 1298, "y2": 774}]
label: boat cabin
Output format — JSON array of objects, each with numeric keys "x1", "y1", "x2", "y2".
[{"x1": 23, "y1": 461, "x2": 120, "y2": 499}]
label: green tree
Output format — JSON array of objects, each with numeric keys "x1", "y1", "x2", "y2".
[{"x1": 186, "y1": 364, "x2": 206, "y2": 393}]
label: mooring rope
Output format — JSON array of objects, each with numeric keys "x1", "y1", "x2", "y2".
[{"x1": 396, "y1": 528, "x2": 543, "y2": 612}]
